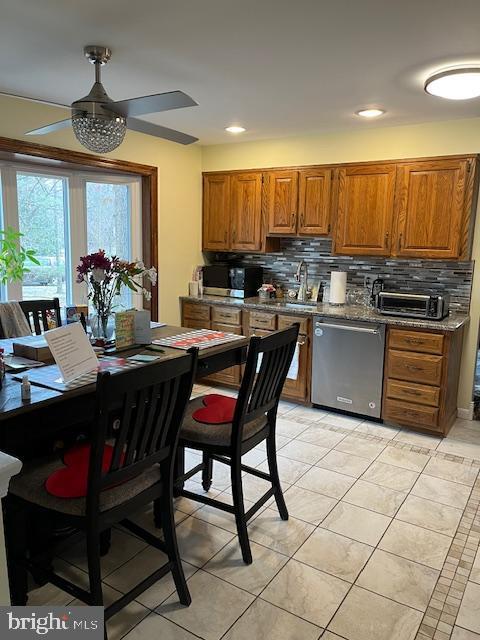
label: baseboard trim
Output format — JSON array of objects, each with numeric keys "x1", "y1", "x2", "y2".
[{"x1": 457, "y1": 404, "x2": 474, "y2": 421}]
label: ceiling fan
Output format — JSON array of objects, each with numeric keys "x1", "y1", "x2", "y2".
[{"x1": 4, "y1": 45, "x2": 199, "y2": 152}]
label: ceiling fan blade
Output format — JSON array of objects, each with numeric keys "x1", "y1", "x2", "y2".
[
  {"x1": 0, "y1": 91, "x2": 69, "y2": 109},
  {"x1": 109, "y1": 90, "x2": 197, "y2": 118},
  {"x1": 25, "y1": 118, "x2": 72, "y2": 136},
  {"x1": 127, "y1": 117, "x2": 198, "y2": 145}
]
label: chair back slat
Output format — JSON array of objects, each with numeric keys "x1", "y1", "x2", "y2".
[
  {"x1": 20, "y1": 298, "x2": 62, "y2": 334},
  {"x1": 86, "y1": 350, "x2": 198, "y2": 514},
  {"x1": 231, "y1": 325, "x2": 299, "y2": 446}
]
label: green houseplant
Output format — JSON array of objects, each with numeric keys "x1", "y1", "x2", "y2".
[{"x1": 0, "y1": 227, "x2": 39, "y2": 284}]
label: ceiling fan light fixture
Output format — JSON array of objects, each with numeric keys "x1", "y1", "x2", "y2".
[
  {"x1": 424, "y1": 67, "x2": 480, "y2": 100},
  {"x1": 355, "y1": 108, "x2": 385, "y2": 118},
  {"x1": 72, "y1": 112, "x2": 127, "y2": 153}
]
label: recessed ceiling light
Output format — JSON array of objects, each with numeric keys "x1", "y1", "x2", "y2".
[
  {"x1": 225, "y1": 125, "x2": 246, "y2": 133},
  {"x1": 355, "y1": 108, "x2": 385, "y2": 118},
  {"x1": 424, "y1": 67, "x2": 480, "y2": 100}
]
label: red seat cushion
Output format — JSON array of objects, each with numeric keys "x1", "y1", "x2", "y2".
[
  {"x1": 192, "y1": 394, "x2": 237, "y2": 425},
  {"x1": 45, "y1": 443, "x2": 124, "y2": 499}
]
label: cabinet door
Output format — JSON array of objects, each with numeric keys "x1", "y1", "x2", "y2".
[
  {"x1": 394, "y1": 159, "x2": 469, "y2": 259},
  {"x1": 298, "y1": 168, "x2": 332, "y2": 235},
  {"x1": 282, "y1": 334, "x2": 309, "y2": 402},
  {"x1": 205, "y1": 322, "x2": 242, "y2": 386},
  {"x1": 230, "y1": 172, "x2": 263, "y2": 251},
  {"x1": 203, "y1": 174, "x2": 230, "y2": 251},
  {"x1": 265, "y1": 170, "x2": 299, "y2": 235},
  {"x1": 334, "y1": 164, "x2": 396, "y2": 256}
]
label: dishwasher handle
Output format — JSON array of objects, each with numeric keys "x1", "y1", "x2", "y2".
[{"x1": 315, "y1": 321, "x2": 381, "y2": 335}]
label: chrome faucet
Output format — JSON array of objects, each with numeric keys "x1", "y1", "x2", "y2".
[{"x1": 295, "y1": 260, "x2": 309, "y2": 302}]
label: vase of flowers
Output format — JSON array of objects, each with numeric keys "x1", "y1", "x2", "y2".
[{"x1": 76, "y1": 250, "x2": 157, "y2": 341}]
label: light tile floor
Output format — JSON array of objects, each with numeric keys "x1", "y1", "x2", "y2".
[{"x1": 28, "y1": 385, "x2": 480, "y2": 640}]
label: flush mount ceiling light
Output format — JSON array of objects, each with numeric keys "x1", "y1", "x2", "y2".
[
  {"x1": 355, "y1": 108, "x2": 385, "y2": 118},
  {"x1": 424, "y1": 67, "x2": 480, "y2": 100},
  {"x1": 225, "y1": 125, "x2": 246, "y2": 133}
]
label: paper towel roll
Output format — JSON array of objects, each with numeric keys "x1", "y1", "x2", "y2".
[{"x1": 330, "y1": 271, "x2": 347, "y2": 305}]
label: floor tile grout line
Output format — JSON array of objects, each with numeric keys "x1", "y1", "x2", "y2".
[{"x1": 412, "y1": 476, "x2": 480, "y2": 640}]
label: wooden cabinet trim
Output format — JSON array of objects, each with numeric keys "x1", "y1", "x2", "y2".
[{"x1": 265, "y1": 170, "x2": 299, "y2": 235}]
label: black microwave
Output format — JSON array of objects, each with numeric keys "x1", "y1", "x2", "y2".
[{"x1": 202, "y1": 266, "x2": 263, "y2": 298}]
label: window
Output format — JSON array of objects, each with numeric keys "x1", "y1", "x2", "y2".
[
  {"x1": 17, "y1": 172, "x2": 69, "y2": 306},
  {"x1": 0, "y1": 164, "x2": 141, "y2": 312}
]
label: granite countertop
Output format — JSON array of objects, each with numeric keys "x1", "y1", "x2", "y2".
[{"x1": 180, "y1": 295, "x2": 469, "y2": 332}]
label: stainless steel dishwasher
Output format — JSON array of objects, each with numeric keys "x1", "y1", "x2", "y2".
[{"x1": 312, "y1": 317, "x2": 386, "y2": 418}]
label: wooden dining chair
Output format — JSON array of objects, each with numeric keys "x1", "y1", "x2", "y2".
[
  {"x1": 172, "y1": 325, "x2": 299, "y2": 564},
  {"x1": 19, "y1": 297, "x2": 62, "y2": 334},
  {"x1": 6, "y1": 349, "x2": 198, "y2": 619}
]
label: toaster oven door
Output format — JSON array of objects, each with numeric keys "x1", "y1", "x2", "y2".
[{"x1": 377, "y1": 295, "x2": 428, "y2": 317}]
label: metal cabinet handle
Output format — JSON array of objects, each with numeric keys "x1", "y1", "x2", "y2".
[
  {"x1": 404, "y1": 388, "x2": 421, "y2": 396},
  {"x1": 406, "y1": 364, "x2": 422, "y2": 372},
  {"x1": 385, "y1": 230, "x2": 389, "y2": 245},
  {"x1": 316, "y1": 321, "x2": 380, "y2": 335},
  {"x1": 291, "y1": 212, "x2": 297, "y2": 228},
  {"x1": 398, "y1": 233, "x2": 403, "y2": 251},
  {"x1": 232, "y1": 229, "x2": 236, "y2": 242},
  {"x1": 405, "y1": 338, "x2": 424, "y2": 345},
  {"x1": 299, "y1": 213, "x2": 305, "y2": 229},
  {"x1": 224, "y1": 231, "x2": 227, "y2": 242}
]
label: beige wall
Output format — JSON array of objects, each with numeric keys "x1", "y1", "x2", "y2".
[
  {"x1": 0, "y1": 95, "x2": 203, "y2": 325},
  {"x1": 202, "y1": 117, "x2": 480, "y2": 413}
]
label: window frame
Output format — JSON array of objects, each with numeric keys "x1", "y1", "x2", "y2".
[
  {"x1": 0, "y1": 160, "x2": 143, "y2": 311},
  {"x1": 0, "y1": 137, "x2": 158, "y2": 319}
]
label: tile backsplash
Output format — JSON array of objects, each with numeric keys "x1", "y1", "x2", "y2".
[{"x1": 209, "y1": 238, "x2": 474, "y2": 313}]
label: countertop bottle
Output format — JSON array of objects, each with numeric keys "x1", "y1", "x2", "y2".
[{"x1": 21, "y1": 375, "x2": 31, "y2": 401}]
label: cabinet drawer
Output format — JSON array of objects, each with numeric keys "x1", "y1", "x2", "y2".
[
  {"x1": 277, "y1": 314, "x2": 308, "y2": 335},
  {"x1": 383, "y1": 398, "x2": 439, "y2": 429},
  {"x1": 211, "y1": 322, "x2": 243, "y2": 336},
  {"x1": 249, "y1": 311, "x2": 277, "y2": 330},
  {"x1": 389, "y1": 328, "x2": 444, "y2": 355},
  {"x1": 182, "y1": 302, "x2": 211, "y2": 322},
  {"x1": 387, "y1": 349, "x2": 443, "y2": 386},
  {"x1": 211, "y1": 306, "x2": 242, "y2": 325},
  {"x1": 183, "y1": 317, "x2": 210, "y2": 330},
  {"x1": 386, "y1": 379, "x2": 440, "y2": 407}
]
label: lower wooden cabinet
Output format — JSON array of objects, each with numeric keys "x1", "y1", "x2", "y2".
[
  {"x1": 382, "y1": 326, "x2": 464, "y2": 435},
  {"x1": 181, "y1": 300, "x2": 311, "y2": 403}
]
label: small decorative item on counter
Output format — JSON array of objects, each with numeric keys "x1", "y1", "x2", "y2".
[
  {"x1": 0, "y1": 348, "x2": 5, "y2": 388},
  {"x1": 258, "y1": 283, "x2": 276, "y2": 300},
  {"x1": 189, "y1": 265, "x2": 203, "y2": 297},
  {"x1": 310, "y1": 281, "x2": 321, "y2": 303},
  {"x1": 287, "y1": 288, "x2": 298, "y2": 300},
  {"x1": 21, "y1": 374, "x2": 31, "y2": 401},
  {"x1": 274, "y1": 284, "x2": 285, "y2": 299},
  {"x1": 322, "y1": 283, "x2": 330, "y2": 303}
]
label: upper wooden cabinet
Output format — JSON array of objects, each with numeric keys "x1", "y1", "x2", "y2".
[
  {"x1": 265, "y1": 168, "x2": 332, "y2": 236},
  {"x1": 230, "y1": 172, "x2": 263, "y2": 251},
  {"x1": 394, "y1": 159, "x2": 471, "y2": 259},
  {"x1": 265, "y1": 170, "x2": 299, "y2": 234},
  {"x1": 333, "y1": 164, "x2": 396, "y2": 257},
  {"x1": 203, "y1": 155, "x2": 478, "y2": 259},
  {"x1": 298, "y1": 168, "x2": 332, "y2": 235},
  {"x1": 203, "y1": 174, "x2": 230, "y2": 251}
]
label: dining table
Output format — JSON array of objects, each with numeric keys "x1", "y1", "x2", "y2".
[{"x1": 0, "y1": 324, "x2": 249, "y2": 604}]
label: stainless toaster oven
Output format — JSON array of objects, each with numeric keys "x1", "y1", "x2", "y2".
[{"x1": 375, "y1": 291, "x2": 450, "y2": 320}]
